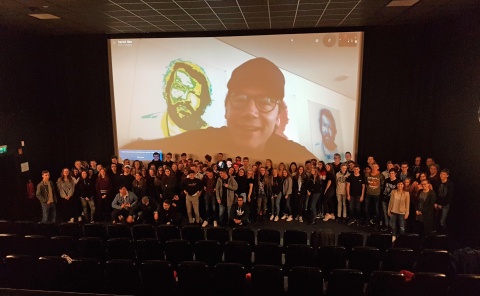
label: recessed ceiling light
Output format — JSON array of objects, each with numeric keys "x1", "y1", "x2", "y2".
[
  {"x1": 387, "y1": 0, "x2": 420, "y2": 7},
  {"x1": 28, "y1": 13, "x2": 60, "y2": 20}
]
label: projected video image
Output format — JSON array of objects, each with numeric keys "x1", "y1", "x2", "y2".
[{"x1": 109, "y1": 33, "x2": 363, "y2": 164}]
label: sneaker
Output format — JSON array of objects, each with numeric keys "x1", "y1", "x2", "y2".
[
  {"x1": 281, "y1": 214, "x2": 288, "y2": 220},
  {"x1": 78, "y1": 216, "x2": 83, "y2": 222},
  {"x1": 286, "y1": 216, "x2": 293, "y2": 222},
  {"x1": 392, "y1": 235, "x2": 396, "y2": 242},
  {"x1": 90, "y1": 220, "x2": 95, "y2": 224},
  {"x1": 294, "y1": 216, "x2": 299, "y2": 221},
  {"x1": 348, "y1": 219, "x2": 356, "y2": 225},
  {"x1": 202, "y1": 220, "x2": 209, "y2": 228},
  {"x1": 323, "y1": 214, "x2": 331, "y2": 222},
  {"x1": 329, "y1": 214, "x2": 335, "y2": 221},
  {"x1": 369, "y1": 219, "x2": 375, "y2": 225},
  {"x1": 299, "y1": 216, "x2": 303, "y2": 223},
  {"x1": 213, "y1": 220, "x2": 218, "y2": 227},
  {"x1": 68, "y1": 218, "x2": 75, "y2": 223},
  {"x1": 274, "y1": 216, "x2": 279, "y2": 222},
  {"x1": 270, "y1": 215, "x2": 275, "y2": 221}
]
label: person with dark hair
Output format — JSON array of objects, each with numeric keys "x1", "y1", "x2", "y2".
[
  {"x1": 132, "y1": 172, "x2": 147, "y2": 200},
  {"x1": 435, "y1": 168, "x2": 454, "y2": 233},
  {"x1": 399, "y1": 161, "x2": 413, "y2": 181},
  {"x1": 57, "y1": 168, "x2": 77, "y2": 223},
  {"x1": 415, "y1": 179, "x2": 436, "y2": 236},
  {"x1": 270, "y1": 168, "x2": 282, "y2": 222},
  {"x1": 110, "y1": 155, "x2": 123, "y2": 172},
  {"x1": 346, "y1": 165, "x2": 365, "y2": 226},
  {"x1": 111, "y1": 185, "x2": 138, "y2": 223},
  {"x1": 155, "y1": 199, "x2": 181, "y2": 225},
  {"x1": 148, "y1": 152, "x2": 163, "y2": 170},
  {"x1": 36, "y1": 170, "x2": 57, "y2": 223},
  {"x1": 293, "y1": 165, "x2": 308, "y2": 223},
  {"x1": 345, "y1": 151, "x2": 353, "y2": 162},
  {"x1": 381, "y1": 169, "x2": 400, "y2": 230},
  {"x1": 202, "y1": 167, "x2": 218, "y2": 227},
  {"x1": 319, "y1": 108, "x2": 338, "y2": 162},
  {"x1": 216, "y1": 169, "x2": 238, "y2": 225},
  {"x1": 180, "y1": 170, "x2": 203, "y2": 224},
  {"x1": 365, "y1": 162, "x2": 385, "y2": 228},
  {"x1": 242, "y1": 157, "x2": 251, "y2": 171},
  {"x1": 163, "y1": 152, "x2": 174, "y2": 167},
  {"x1": 77, "y1": 170, "x2": 96, "y2": 223},
  {"x1": 428, "y1": 164, "x2": 441, "y2": 194},
  {"x1": 127, "y1": 196, "x2": 159, "y2": 224},
  {"x1": 204, "y1": 154, "x2": 212, "y2": 166},
  {"x1": 332, "y1": 153, "x2": 342, "y2": 173},
  {"x1": 229, "y1": 195, "x2": 250, "y2": 226},
  {"x1": 122, "y1": 57, "x2": 316, "y2": 163},
  {"x1": 118, "y1": 165, "x2": 134, "y2": 191},
  {"x1": 388, "y1": 181, "x2": 410, "y2": 242},
  {"x1": 281, "y1": 169, "x2": 293, "y2": 221},
  {"x1": 306, "y1": 167, "x2": 324, "y2": 225},
  {"x1": 322, "y1": 163, "x2": 336, "y2": 221},
  {"x1": 96, "y1": 167, "x2": 113, "y2": 222}
]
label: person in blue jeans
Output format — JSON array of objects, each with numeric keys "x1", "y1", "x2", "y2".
[
  {"x1": 388, "y1": 181, "x2": 410, "y2": 242},
  {"x1": 435, "y1": 169, "x2": 454, "y2": 233},
  {"x1": 270, "y1": 169, "x2": 282, "y2": 221},
  {"x1": 36, "y1": 170, "x2": 57, "y2": 223},
  {"x1": 307, "y1": 167, "x2": 324, "y2": 225}
]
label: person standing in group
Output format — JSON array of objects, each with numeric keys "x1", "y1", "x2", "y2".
[
  {"x1": 181, "y1": 170, "x2": 203, "y2": 224},
  {"x1": 77, "y1": 170, "x2": 96, "y2": 223},
  {"x1": 293, "y1": 165, "x2": 308, "y2": 223},
  {"x1": 346, "y1": 165, "x2": 365, "y2": 226},
  {"x1": 306, "y1": 167, "x2": 324, "y2": 225},
  {"x1": 281, "y1": 169, "x2": 293, "y2": 221},
  {"x1": 336, "y1": 163, "x2": 350, "y2": 222},
  {"x1": 254, "y1": 166, "x2": 271, "y2": 221},
  {"x1": 96, "y1": 167, "x2": 113, "y2": 222},
  {"x1": 388, "y1": 181, "x2": 410, "y2": 242},
  {"x1": 216, "y1": 168, "x2": 238, "y2": 225},
  {"x1": 36, "y1": 170, "x2": 57, "y2": 223},
  {"x1": 365, "y1": 162, "x2": 385, "y2": 228},
  {"x1": 415, "y1": 179, "x2": 437, "y2": 236},
  {"x1": 322, "y1": 163, "x2": 336, "y2": 221},
  {"x1": 57, "y1": 168, "x2": 77, "y2": 223},
  {"x1": 435, "y1": 169, "x2": 454, "y2": 233},
  {"x1": 270, "y1": 168, "x2": 282, "y2": 221}
]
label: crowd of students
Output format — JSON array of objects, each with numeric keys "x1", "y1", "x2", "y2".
[{"x1": 36, "y1": 152, "x2": 453, "y2": 241}]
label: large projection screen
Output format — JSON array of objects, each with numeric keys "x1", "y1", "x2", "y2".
[{"x1": 109, "y1": 32, "x2": 363, "y2": 165}]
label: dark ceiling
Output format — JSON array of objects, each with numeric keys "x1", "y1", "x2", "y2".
[{"x1": 0, "y1": 0, "x2": 478, "y2": 35}]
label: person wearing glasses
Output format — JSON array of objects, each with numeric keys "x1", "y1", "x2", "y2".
[
  {"x1": 123, "y1": 57, "x2": 315, "y2": 163},
  {"x1": 415, "y1": 179, "x2": 436, "y2": 236}
]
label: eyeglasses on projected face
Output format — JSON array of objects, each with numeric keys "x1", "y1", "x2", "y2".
[{"x1": 228, "y1": 93, "x2": 279, "y2": 113}]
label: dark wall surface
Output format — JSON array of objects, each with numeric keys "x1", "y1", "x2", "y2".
[{"x1": 1, "y1": 11, "x2": 479, "y2": 243}]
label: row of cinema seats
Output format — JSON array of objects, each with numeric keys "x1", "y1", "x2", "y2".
[
  {"x1": 0, "y1": 255, "x2": 478, "y2": 296},
  {"x1": 0, "y1": 232, "x2": 459, "y2": 277},
  {"x1": 0, "y1": 220, "x2": 451, "y2": 251}
]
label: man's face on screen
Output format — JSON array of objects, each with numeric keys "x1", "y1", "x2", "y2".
[
  {"x1": 225, "y1": 88, "x2": 280, "y2": 150},
  {"x1": 320, "y1": 114, "x2": 336, "y2": 150},
  {"x1": 167, "y1": 69, "x2": 203, "y2": 125}
]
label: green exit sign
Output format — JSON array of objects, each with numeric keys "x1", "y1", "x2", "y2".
[{"x1": 0, "y1": 145, "x2": 7, "y2": 154}]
